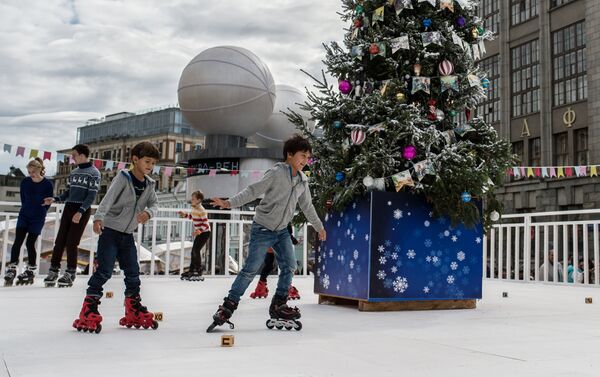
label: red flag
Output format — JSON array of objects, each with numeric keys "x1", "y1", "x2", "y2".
[
  {"x1": 93, "y1": 159, "x2": 103, "y2": 169},
  {"x1": 565, "y1": 167, "x2": 573, "y2": 177},
  {"x1": 534, "y1": 167, "x2": 541, "y2": 177},
  {"x1": 43, "y1": 151, "x2": 52, "y2": 161}
]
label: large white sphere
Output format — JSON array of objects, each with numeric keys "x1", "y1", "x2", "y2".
[
  {"x1": 254, "y1": 85, "x2": 315, "y2": 149},
  {"x1": 177, "y1": 46, "x2": 276, "y2": 137}
]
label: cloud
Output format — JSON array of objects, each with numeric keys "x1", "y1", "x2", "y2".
[{"x1": 0, "y1": 0, "x2": 346, "y2": 175}]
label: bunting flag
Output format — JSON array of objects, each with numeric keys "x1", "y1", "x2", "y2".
[
  {"x1": 105, "y1": 161, "x2": 115, "y2": 171},
  {"x1": 164, "y1": 167, "x2": 173, "y2": 177},
  {"x1": 93, "y1": 159, "x2": 103, "y2": 169},
  {"x1": 152, "y1": 165, "x2": 160, "y2": 175},
  {"x1": 3, "y1": 144, "x2": 11, "y2": 153},
  {"x1": 508, "y1": 165, "x2": 600, "y2": 180},
  {"x1": 592, "y1": 166, "x2": 598, "y2": 177},
  {"x1": 43, "y1": 151, "x2": 52, "y2": 161},
  {"x1": 29, "y1": 149, "x2": 39, "y2": 159},
  {"x1": 57, "y1": 153, "x2": 65, "y2": 162},
  {"x1": 16, "y1": 146, "x2": 25, "y2": 157},
  {"x1": 117, "y1": 162, "x2": 126, "y2": 170},
  {"x1": 208, "y1": 169, "x2": 217, "y2": 177}
]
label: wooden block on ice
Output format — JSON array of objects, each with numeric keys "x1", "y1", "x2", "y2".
[
  {"x1": 154, "y1": 312, "x2": 163, "y2": 321},
  {"x1": 585, "y1": 297, "x2": 593, "y2": 304},
  {"x1": 105, "y1": 291, "x2": 114, "y2": 298},
  {"x1": 502, "y1": 292, "x2": 508, "y2": 298},
  {"x1": 221, "y1": 335, "x2": 234, "y2": 347}
]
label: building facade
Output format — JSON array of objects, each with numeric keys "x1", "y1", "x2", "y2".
[
  {"x1": 54, "y1": 107, "x2": 205, "y2": 203},
  {"x1": 477, "y1": 0, "x2": 600, "y2": 213}
]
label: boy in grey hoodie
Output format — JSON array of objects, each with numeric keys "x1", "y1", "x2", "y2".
[
  {"x1": 72, "y1": 142, "x2": 159, "y2": 334},
  {"x1": 207, "y1": 135, "x2": 326, "y2": 332}
]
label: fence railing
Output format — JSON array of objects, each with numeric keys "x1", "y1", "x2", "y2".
[
  {"x1": 485, "y1": 208, "x2": 600, "y2": 286},
  {"x1": 0, "y1": 201, "x2": 317, "y2": 278}
]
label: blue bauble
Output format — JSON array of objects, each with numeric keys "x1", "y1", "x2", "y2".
[
  {"x1": 481, "y1": 78, "x2": 490, "y2": 89},
  {"x1": 423, "y1": 18, "x2": 432, "y2": 28},
  {"x1": 461, "y1": 191, "x2": 472, "y2": 203},
  {"x1": 333, "y1": 120, "x2": 343, "y2": 129},
  {"x1": 335, "y1": 172, "x2": 346, "y2": 182}
]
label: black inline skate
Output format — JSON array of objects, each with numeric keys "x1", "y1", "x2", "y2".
[
  {"x1": 16, "y1": 265, "x2": 36, "y2": 286},
  {"x1": 206, "y1": 297, "x2": 237, "y2": 332},
  {"x1": 57, "y1": 269, "x2": 76, "y2": 288},
  {"x1": 266, "y1": 294, "x2": 302, "y2": 331},
  {"x1": 44, "y1": 267, "x2": 59, "y2": 287},
  {"x1": 3, "y1": 264, "x2": 17, "y2": 287}
]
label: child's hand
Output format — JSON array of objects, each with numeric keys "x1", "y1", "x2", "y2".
[
  {"x1": 43, "y1": 197, "x2": 54, "y2": 206},
  {"x1": 137, "y1": 211, "x2": 150, "y2": 224},
  {"x1": 72, "y1": 212, "x2": 82, "y2": 224},
  {"x1": 93, "y1": 220, "x2": 103, "y2": 235},
  {"x1": 193, "y1": 229, "x2": 202, "y2": 237},
  {"x1": 318, "y1": 229, "x2": 327, "y2": 241},
  {"x1": 211, "y1": 197, "x2": 230, "y2": 209},
  {"x1": 178, "y1": 211, "x2": 186, "y2": 218}
]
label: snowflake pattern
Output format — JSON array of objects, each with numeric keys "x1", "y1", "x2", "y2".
[
  {"x1": 392, "y1": 276, "x2": 409, "y2": 293},
  {"x1": 451, "y1": 235, "x2": 458, "y2": 242},
  {"x1": 387, "y1": 201, "x2": 392, "y2": 206},
  {"x1": 406, "y1": 249, "x2": 416, "y2": 259},
  {"x1": 457, "y1": 251, "x2": 465, "y2": 261},
  {"x1": 424, "y1": 221, "x2": 430, "y2": 227},
  {"x1": 450, "y1": 262, "x2": 458, "y2": 270},
  {"x1": 378, "y1": 245, "x2": 385, "y2": 253},
  {"x1": 432, "y1": 256, "x2": 439, "y2": 263},
  {"x1": 424, "y1": 239, "x2": 432, "y2": 248},
  {"x1": 351, "y1": 234, "x2": 355, "y2": 240},
  {"x1": 423, "y1": 286, "x2": 430, "y2": 293},
  {"x1": 426, "y1": 256, "x2": 432, "y2": 263},
  {"x1": 475, "y1": 237, "x2": 482, "y2": 244},
  {"x1": 379, "y1": 256, "x2": 387, "y2": 265},
  {"x1": 377, "y1": 270, "x2": 386, "y2": 280},
  {"x1": 391, "y1": 266, "x2": 398, "y2": 273},
  {"x1": 337, "y1": 220, "x2": 341, "y2": 227},
  {"x1": 356, "y1": 214, "x2": 361, "y2": 221},
  {"x1": 350, "y1": 260, "x2": 354, "y2": 269},
  {"x1": 393, "y1": 209, "x2": 403, "y2": 219},
  {"x1": 385, "y1": 239, "x2": 392, "y2": 247},
  {"x1": 447, "y1": 275, "x2": 455, "y2": 284},
  {"x1": 391, "y1": 252, "x2": 399, "y2": 260},
  {"x1": 444, "y1": 230, "x2": 450, "y2": 237},
  {"x1": 347, "y1": 274, "x2": 353, "y2": 283},
  {"x1": 322, "y1": 274, "x2": 330, "y2": 289},
  {"x1": 353, "y1": 250, "x2": 359, "y2": 259},
  {"x1": 365, "y1": 234, "x2": 369, "y2": 241}
]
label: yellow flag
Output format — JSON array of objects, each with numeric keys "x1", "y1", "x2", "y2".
[
  {"x1": 557, "y1": 167, "x2": 565, "y2": 178},
  {"x1": 591, "y1": 166, "x2": 598, "y2": 177},
  {"x1": 30, "y1": 149, "x2": 39, "y2": 158},
  {"x1": 527, "y1": 167, "x2": 534, "y2": 177}
]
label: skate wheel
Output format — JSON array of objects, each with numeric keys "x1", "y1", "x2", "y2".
[
  {"x1": 275, "y1": 324, "x2": 283, "y2": 330},
  {"x1": 143, "y1": 324, "x2": 149, "y2": 329},
  {"x1": 83, "y1": 327, "x2": 88, "y2": 332},
  {"x1": 285, "y1": 324, "x2": 293, "y2": 330},
  {"x1": 294, "y1": 321, "x2": 302, "y2": 331},
  {"x1": 95, "y1": 324, "x2": 102, "y2": 334},
  {"x1": 266, "y1": 320, "x2": 274, "y2": 329},
  {"x1": 134, "y1": 324, "x2": 141, "y2": 329},
  {"x1": 152, "y1": 321, "x2": 159, "y2": 330},
  {"x1": 126, "y1": 324, "x2": 132, "y2": 328}
]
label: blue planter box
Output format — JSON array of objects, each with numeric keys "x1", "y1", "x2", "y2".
[{"x1": 314, "y1": 191, "x2": 483, "y2": 302}]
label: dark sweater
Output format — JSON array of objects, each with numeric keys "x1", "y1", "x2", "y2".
[
  {"x1": 53, "y1": 162, "x2": 101, "y2": 214},
  {"x1": 19, "y1": 177, "x2": 54, "y2": 221}
]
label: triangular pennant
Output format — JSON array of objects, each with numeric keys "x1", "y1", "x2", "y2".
[
  {"x1": 527, "y1": 167, "x2": 534, "y2": 178},
  {"x1": 106, "y1": 161, "x2": 115, "y2": 171},
  {"x1": 557, "y1": 167, "x2": 565, "y2": 178},
  {"x1": 579, "y1": 166, "x2": 587, "y2": 176},
  {"x1": 534, "y1": 167, "x2": 541, "y2": 177},
  {"x1": 520, "y1": 167, "x2": 526, "y2": 177},
  {"x1": 542, "y1": 167, "x2": 549, "y2": 178},
  {"x1": 565, "y1": 167, "x2": 573, "y2": 177},
  {"x1": 513, "y1": 167, "x2": 520, "y2": 178},
  {"x1": 550, "y1": 167, "x2": 557, "y2": 178},
  {"x1": 591, "y1": 166, "x2": 598, "y2": 177}
]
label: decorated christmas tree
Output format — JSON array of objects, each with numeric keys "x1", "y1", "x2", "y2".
[{"x1": 289, "y1": 0, "x2": 515, "y2": 229}]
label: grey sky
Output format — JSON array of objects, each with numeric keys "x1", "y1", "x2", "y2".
[{"x1": 0, "y1": 0, "x2": 345, "y2": 176}]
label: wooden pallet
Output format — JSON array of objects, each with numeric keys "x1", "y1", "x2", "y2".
[{"x1": 318, "y1": 294, "x2": 476, "y2": 312}]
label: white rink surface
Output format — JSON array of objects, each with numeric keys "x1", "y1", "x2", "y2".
[{"x1": 1, "y1": 276, "x2": 599, "y2": 377}]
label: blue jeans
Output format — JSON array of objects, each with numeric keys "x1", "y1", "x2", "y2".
[
  {"x1": 86, "y1": 228, "x2": 141, "y2": 298},
  {"x1": 228, "y1": 222, "x2": 296, "y2": 303}
]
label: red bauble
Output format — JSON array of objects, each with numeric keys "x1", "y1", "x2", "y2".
[
  {"x1": 354, "y1": 19, "x2": 362, "y2": 28},
  {"x1": 369, "y1": 43, "x2": 379, "y2": 54}
]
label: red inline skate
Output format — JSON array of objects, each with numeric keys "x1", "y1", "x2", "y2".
[
  {"x1": 119, "y1": 294, "x2": 159, "y2": 330},
  {"x1": 249, "y1": 280, "x2": 269, "y2": 299},
  {"x1": 73, "y1": 296, "x2": 103, "y2": 334},
  {"x1": 288, "y1": 285, "x2": 301, "y2": 300}
]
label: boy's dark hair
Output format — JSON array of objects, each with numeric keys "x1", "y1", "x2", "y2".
[
  {"x1": 191, "y1": 190, "x2": 204, "y2": 201},
  {"x1": 283, "y1": 135, "x2": 312, "y2": 160},
  {"x1": 131, "y1": 142, "x2": 160, "y2": 160},
  {"x1": 72, "y1": 144, "x2": 90, "y2": 157}
]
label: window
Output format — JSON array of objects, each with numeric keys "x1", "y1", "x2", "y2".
[
  {"x1": 477, "y1": 55, "x2": 500, "y2": 123},
  {"x1": 511, "y1": 40, "x2": 540, "y2": 117},
  {"x1": 479, "y1": 0, "x2": 500, "y2": 34},
  {"x1": 528, "y1": 138, "x2": 541, "y2": 166},
  {"x1": 575, "y1": 128, "x2": 588, "y2": 165},
  {"x1": 176, "y1": 143, "x2": 183, "y2": 153},
  {"x1": 512, "y1": 141, "x2": 524, "y2": 165},
  {"x1": 511, "y1": 0, "x2": 538, "y2": 25},
  {"x1": 552, "y1": 21, "x2": 586, "y2": 106},
  {"x1": 551, "y1": 0, "x2": 576, "y2": 7},
  {"x1": 553, "y1": 132, "x2": 569, "y2": 165},
  {"x1": 102, "y1": 151, "x2": 111, "y2": 160}
]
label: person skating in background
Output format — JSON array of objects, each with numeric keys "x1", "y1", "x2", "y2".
[
  {"x1": 178, "y1": 190, "x2": 211, "y2": 282},
  {"x1": 207, "y1": 135, "x2": 326, "y2": 332},
  {"x1": 72, "y1": 142, "x2": 159, "y2": 334},
  {"x1": 4, "y1": 158, "x2": 53, "y2": 286},
  {"x1": 43, "y1": 144, "x2": 100, "y2": 287},
  {"x1": 250, "y1": 223, "x2": 301, "y2": 299}
]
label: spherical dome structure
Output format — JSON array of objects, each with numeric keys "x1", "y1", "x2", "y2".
[
  {"x1": 253, "y1": 85, "x2": 315, "y2": 149},
  {"x1": 177, "y1": 46, "x2": 276, "y2": 137}
]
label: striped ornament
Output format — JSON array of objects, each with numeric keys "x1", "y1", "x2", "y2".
[
  {"x1": 350, "y1": 129, "x2": 366, "y2": 145},
  {"x1": 438, "y1": 59, "x2": 454, "y2": 76}
]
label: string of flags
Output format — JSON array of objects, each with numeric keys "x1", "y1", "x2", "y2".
[
  {"x1": 508, "y1": 165, "x2": 600, "y2": 179},
  {"x1": 1, "y1": 141, "x2": 271, "y2": 179}
]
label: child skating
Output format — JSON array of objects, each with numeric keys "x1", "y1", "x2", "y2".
[
  {"x1": 4, "y1": 158, "x2": 53, "y2": 287},
  {"x1": 178, "y1": 190, "x2": 211, "y2": 281},
  {"x1": 72, "y1": 142, "x2": 159, "y2": 334},
  {"x1": 208, "y1": 135, "x2": 326, "y2": 332}
]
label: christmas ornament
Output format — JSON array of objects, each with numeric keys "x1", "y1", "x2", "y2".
[
  {"x1": 354, "y1": 80, "x2": 363, "y2": 98},
  {"x1": 411, "y1": 77, "x2": 431, "y2": 94},
  {"x1": 402, "y1": 145, "x2": 417, "y2": 160},
  {"x1": 461, "y1": 191, "x2": 472, "y2": 203},
  {"x1": 481, "y1": 78, "x2": 490, "y2": 89},
  {"x1": 335, "y1": 172, "x2": 346, "y2": 182},
  {"x1": 471, "y1": 27, "x2": 479, "y2": 39},
  {"x1": 369, "y1": 43, "x2": 380, "y2": 54},
  {"x1": 364, "y1": 81, "x2": 374, "y2": 94},
  {"x1": 333, "y1": 120, "x2": 343, "y2": 129},
  {"x1": 423, "y1": 18, "x2": 432, "y2": 29},
  {"x1": 438, "y1": 60, "x2": 454, "y2": 75},
  {"x1": 362, "y1": 175, "x2": 374, "y2": 188},
  {"x1": 435, "y1": 109, "x2": 445, "y2": 121},
  {"x1": 394, "y1": 0, "x2": 413, "y2": 15},
  {"x1": 413, "y1": 62, "x2": 422, "y2": 76},
  {"x1": 390, "y1": 35, "x2": 410, "y2": 53},
  {"x1": 396, "y1": 92, "x2": 406, "y2": 102},
  {"x1": 339, "y1": 80, "x2": 352, "y2": 94},
  {"x1": 355, "y1": 4, "x2": 364, "y2": 14},
  {"x1": 477, "y1": 26, "x2": 485, "y2": 35},
  {"x1": 350, "y1": 129, "x2": 366, "y2": 145},
  {"x1": 427, "y1": 99, "x2": 438, "y2": 121},
  {"x1": 354, "y1": 19, "x2": 363, "y2": 28},
  {"x1": 465, "y1": 108, "x2": 472, "y2": 122},
  {"x1": 422, "y1": 32, "x2": 443, "y2": 46},
  {"x1": 372, "y1": 6, "x2": 385, "y2": 25},
  {"x1": 449, "y1": 110, "x2": 457, "y2": 117},
  {"x1": 392, "y1": 170, "x2": 415, "y2": 191},
  {"x1": 456, "y1": 16, "x2": 466, "y2": 28},
  {"x1": 440, "y1": 0, "x2": 455, "y2": 12},
  {"x1": 373, "y1": 178, "x2": 386, "y2": 191},
  {"x1": 490, "y1": 210, "x2": 500, "y2": 222},
  {"x1": 440, "y1": 75, "x2": 459, "y2": 92}
]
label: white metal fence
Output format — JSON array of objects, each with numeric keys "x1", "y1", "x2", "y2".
[
  {"x1": 485, "y1": 209, "x2": 600, "y2": 286},
  {"x1": 0, "y1": 201, "x2": 317, "y2": 278}
]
